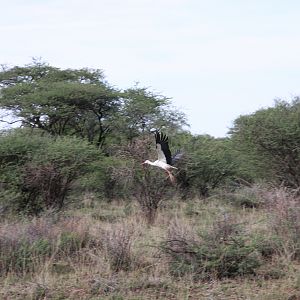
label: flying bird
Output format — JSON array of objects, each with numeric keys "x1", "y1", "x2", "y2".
[{"x1": 142, "y1": 132, "x2": 182, "y2": 184}]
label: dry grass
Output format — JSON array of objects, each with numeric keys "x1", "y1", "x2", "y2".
[{"x1": 1, "y1": 188, "x2": 300, "y2": 299}]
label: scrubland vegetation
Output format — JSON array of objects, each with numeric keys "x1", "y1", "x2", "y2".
[{"x1": 1, "y1": 60, "x2": 300, "y2": 299}]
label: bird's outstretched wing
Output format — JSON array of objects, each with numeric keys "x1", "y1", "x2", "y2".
[
  {"x1": 171, "y1": 150, "x2": 183, "y2": 165},
  {"x1": 155, "y1": 132, "x2": 172, "y2": 164}
]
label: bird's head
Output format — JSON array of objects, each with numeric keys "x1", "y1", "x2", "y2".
[{"x1": 141, "y1": 160, "x2": 151, "y2": 167}]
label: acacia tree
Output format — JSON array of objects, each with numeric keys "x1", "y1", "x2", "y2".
[
  {"x1": 0, "y1": 62, "x2": 188, "y2": 148},
  {"x1": 112, "y1": 85, "x2": 187, "y2": 143},
  {"x1": 0, "y1": 60, "x2": 120, "y2": 148},
  {"x1": 230, "y1": 98, "x2": 300, "y2": 188}
]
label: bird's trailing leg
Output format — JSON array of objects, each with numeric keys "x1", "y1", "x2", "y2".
[
  {"x1": 169, "y1": 165, "x2": 178, "y2": 170},
  {"x1": 165, "y1": 170, "x2": 176, "y2": 184}
]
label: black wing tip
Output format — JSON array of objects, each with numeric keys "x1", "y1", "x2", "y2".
[
  {"x1": 155, "y1": 131, "x2": 159, "y2": 144},
  {"x1": 162, "y1": 132, "x2": 168, "y2": 142},
  {"x1": 154, "y1": 131, "x2": 169, "y2": 144}
]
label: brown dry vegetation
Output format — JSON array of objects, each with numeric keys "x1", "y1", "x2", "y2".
[{"x1": 1, "y1": 187, "x2": 300, "y2": 299}]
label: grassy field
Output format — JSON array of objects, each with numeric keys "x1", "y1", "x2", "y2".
[{"x1": 1, "y1": 187, "x2": 300, "y2": 299}]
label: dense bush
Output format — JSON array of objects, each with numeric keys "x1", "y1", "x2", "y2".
[
  {"x1": 0, "y1": 129, "x2": 101, "y2": 214},
  {"x1": 176, "y1": 135, "x2": 238, "y2": 198},
  {"x1": 231, "y1": 98, "x2": 300, "y2": 188}
]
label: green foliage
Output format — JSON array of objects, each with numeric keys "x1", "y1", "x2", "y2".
[
  {"x1": 114, "y1": 85, "x2": 187, "y2": 142},
  {"x1": 0, "y1": 61, "x2": 189, "y2": 211},
  {"x1": 231, "y1": 98, "x2": 300, "y2": 188},
  {"x1": 0, "y1": 60, "x2": 120, "y2": 147},
  {"x1": 79, "y1": 156, "x2": 134, "y2": 200},
  {"x1": 178, "y1": 135, "x2": 237, "y2": 197},
  {"x1": 0, "y1": 128, "x2": 47, "y2": 166},
  {"x1": 0, "y1": 61, "x2": 187, "y2": 149},
  {"x1": 0, "y1": 129, "x2": 49, "y2": 212},
  {"x1": 58, "y1": 231, "x2": 86, "y2": 255},
  {"x1": 0, "y1": 129, "x2": 100, "y2": 214},
  {"x1": 251, "y1": 234, "x2": 280, "y2": 259}
]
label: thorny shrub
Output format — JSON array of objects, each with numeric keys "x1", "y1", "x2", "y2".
[
  {"x1": 110, "y1": 136, "x2": 176, "y2": 225},
  {"x1": 161, "y1": 216, "x2": 261, "y2": 280},
  {"x1": 99, "y1": 223, "x2": 137, "y2": 272},
  {"x1": 20, "y1": 163, "x2": 71, "y2": 214}
]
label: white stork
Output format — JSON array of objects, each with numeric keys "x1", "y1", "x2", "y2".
[{"x1": 141, "y1": 132, "x2": 182, "y2": 184}]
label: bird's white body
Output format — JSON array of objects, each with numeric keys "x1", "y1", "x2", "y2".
[
  {"x1": 142, "y1": 159, "x2": 177, "y2": 184},
  {"x1": 143, "y1": 159, "x2": 177, "y2": 171}
]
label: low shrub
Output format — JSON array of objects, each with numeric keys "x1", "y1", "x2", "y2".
[
  {"x1": 161, "y1": 217, "x2": 262, "y2": 280},
  {"x1": 0, "y1": 216, "x2": 95, "y2": 275},
  {"x1": 110, "y1": 136, "x2": 175, "y2": 225},
  {"x1": 251, "y1": 234, "x2": 280, "y2": 259},
  {"x1": 100, "y1": 223, "x2": 136, "y2": 272},
  {"x1": 223, "y1": 185, "x2": 266, "y2": 208}
]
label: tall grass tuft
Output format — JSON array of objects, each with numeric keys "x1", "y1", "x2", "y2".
[
  {"x1": 264, "y1": 187, "x2": 300, "y2": 260},
  {"x1": 0, "y1": 215, "x2": 95, "y2": 275}
]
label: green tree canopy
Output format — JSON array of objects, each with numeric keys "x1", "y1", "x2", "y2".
[
  {"x1": 230, "y1": 98, "x2": 300, "y2": 188},
  {"x1": 0, "y1": 61, "x2": 187, "y2": 148},
  {"x1": 0, "y1": 60, "x2": 120, "y2": 147},
  {"x1": 176, "y1": 134, "x2": 237, "y2": 197},
  {"x1": 117, "y1": 86, "x2": 187, "y2": 141}
]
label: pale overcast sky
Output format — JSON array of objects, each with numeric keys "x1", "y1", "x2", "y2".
[{"x1": 1, "y1": 0, "x2": 300, "y2": 137}]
